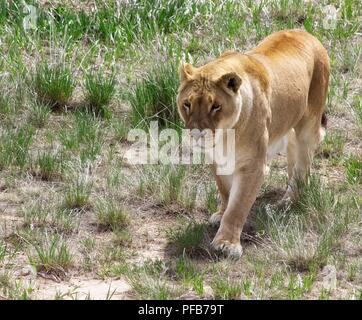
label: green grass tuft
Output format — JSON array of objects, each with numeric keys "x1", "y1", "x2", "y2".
[
  {"x1": 34, "y1": 61, "x2": 75, "y2": 108},
  {"x1": 84, "y1": 69, "x2": 116, "y2": 118},
  {"x1": 94, "y1": 199, "x2": 129, "y2": 232},
  {"x1": 28, "y1": 234, "x2": 73, "y2": 278},
  {"x1": 63, "y1": 178, "x2": 92, "y2": 210},
  {"x1": 28, "y1": 102, "x2": 51, "y2": 128},
  {"x1": 0, "y1": 125, "x2": 34, "y2": 169},
  {"x1": 211, "y1": 277, "x2": 242, "y2": 300},
  {"x1": 345, "y1": 155, "x2": 362, "y2": 184},
  {"x1": 33, "y1": 151, "x2": 64, "y2": 181},
  {"x1": 166, "y1": 220, "x2": 207, "y2": 254},
  {"x1": 129, "y1": 62, "x2": 180, "y2": 130}
]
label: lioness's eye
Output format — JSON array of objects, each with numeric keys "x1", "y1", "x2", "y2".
[
  {"x1": 183, "y1": 102, "x2": 191, "y2": 110},
  {"x1": 211, "y1": 104, "x2": 221, "y2": 112}
]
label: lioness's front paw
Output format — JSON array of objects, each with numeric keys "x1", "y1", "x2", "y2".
[
  {"x1": 211, "y1": 238, "x2": 243, "y2": 259},
  {"x1": 209, "y1": 212, "x2": 223, "y2": 226}
]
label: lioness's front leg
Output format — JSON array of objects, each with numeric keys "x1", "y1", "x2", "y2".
[
  {"x1": 211, "y1": 162, "x2": 265, "y2": 258},
  {"x1": 209, "y1": 166, "x2": 232, "y2": 226}
]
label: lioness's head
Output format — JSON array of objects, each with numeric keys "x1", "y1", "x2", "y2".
[{"x1": 177, "y1": 63, "x2": 243, "y2": 140}]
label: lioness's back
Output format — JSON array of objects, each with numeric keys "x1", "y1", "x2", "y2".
[{"x1": 250, "y1": 29, "x2": 328, "y2": 61}]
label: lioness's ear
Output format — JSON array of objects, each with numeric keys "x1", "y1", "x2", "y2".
[
  {"x1": 180, "y1": 63, "x2": 194, "y2": 82},
  {"x1": 217, "y1": 72, "x2": 242, "y2": 94}
]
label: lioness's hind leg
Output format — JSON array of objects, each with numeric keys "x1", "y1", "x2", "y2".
[
  {"x1": 280, "y1": 129, "x2": 298, "y2": 203},
  {"x1": 287, "y1": 129, "x2": 297, "y2": 180},
  {"x1": 283, "y1": 53, "x2": 329, "y2": 202},
  {"x1": 283, "y1": 115, "x2": 324, "y2": 202}
]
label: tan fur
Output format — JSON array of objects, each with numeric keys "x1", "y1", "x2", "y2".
[{"x1": 177, "y1": 29, "x2": 330, "y2": 258}]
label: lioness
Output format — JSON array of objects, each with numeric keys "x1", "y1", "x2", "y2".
[{"x1": 177, "y1": 29, "x2": 329, "y2": 258}]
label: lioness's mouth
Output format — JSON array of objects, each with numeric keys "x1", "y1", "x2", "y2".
[{"x1": 193, "y1": 137, "x2": 215, "y2": 150}]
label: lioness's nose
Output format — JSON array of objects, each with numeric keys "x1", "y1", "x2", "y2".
[{"x1": 190, "y1": 129, "x2": 207, "y2": 141}]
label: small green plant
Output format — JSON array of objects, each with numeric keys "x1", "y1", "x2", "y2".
[
  {"x1": 318, "y1": 288, "x2": 331, "y2": 300},
  {"x1": 111, "y1": 118, "x2": 129, "y2": 142},
  {"x1": 319, "y1": 131, "x2": 346, "y2": 161},
  {"x1": 0, "y1": 93, "x2": 16, "y2": 121},
  {"x1": 22, "y1": 202, "x2": 77, "y2": 234},
  {"x1": 345, "y1": 155, "x2": 362, "y2": 184},
  {"x1": 205, "y1": 184, "x2": 219, "y2": 213},
  {"x1": 0, "y1": 126, "x2": 34, "y2": 169},
  {"x1": 84, "y1": 69, "x2": 116, "y2": 117},
  {"x1": 211, "y1": 277, "x2": 242, "y2": 300},
  {"x1": 286, "y1": 273, "x2": 314, "y2": 299},
  {"x1": 112, "y1": 229, "x2": 133, "y2": 246},
  {"x1": 174, "y1": 256, "x2": 204, "y2": 296},
  {"x1": 60, "y1": 112, "x2": 104, "y2": 162},
  {"x1": 126, "y1": 260, "x2": 178, "y2": 300},
  {"x1": 179, "y1": 187, "x2": 198, "y2": 211},
  {"x1": 0, "y1": 241, "x2": 6, "y2": 264},
  {"x1": 28, "y1": 102, "x2": 51, "y2": 128},
  {"x1": 28, "y1": 234, "x2": 73, "y2": 278},
  {"x1": 51, "y1": 209, "x2": 78, "y2": 234},
  {"x1": 127, "y1": 274, "x2": 176, "y2": 300},
  {"x1": 135, "y1": 165, "x2": 187, "y2": 205},
  {"x1": 166, "y1": 220, "x2": 206, "y2": 254},
  {"x1": 159, "y1": 166, "x2": 186, "y2": 204},
  {"x1": 94, "y1": 199, "x2": 129, "y2": 232},
  {"x1": 80, "y1": 237, "x2": 96, "y2": 272},
  {"x1": 63, "y1": 178, "x2": 92, "y2": 209},
  {"x1": 33, "y1": 151, "x2": 63, "y2": 181},
  {"x1": 22, "y1": 203, "x2": 49, "y2": 229},
  {"x1": 353, "y1": 95, "x2": 362, "y2": 126},
  {"x1": 129, "y1": 62, "x2": 180, "y2": 130},
  {"x1": 34, "y1": 61, "x2": 75, "y2": 108},
  {"x1": 0, "y1": 273, "x2": 34, "y2": 300}
]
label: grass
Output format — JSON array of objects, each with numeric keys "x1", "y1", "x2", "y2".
[
  {"x1": 0, "y1": 273, "x2": 33, "y2": 300},
  {"x1": 0, "y1": 93, "x2": 17, "y2": 122},
  {"x1": 111, "y1": 118, "x2": 129, "y2": 142},
  {"x1": 63, "y1": 177, "x2": 92, "y2": 210},
  {"x1": 59, "y1": 112, "x2": 104, "y2": 162},
  {"x1": 22, "y1": 202, "x2": 78, "y2": 235},
  {"x1": 0, "y1": 0, "x2": 360, "y2": 300},
  {"x1": 129, "y1": 62, "x2": 180, "y2": 130},
  {"x1": 33, "y1": 151, "x2": 64, "y2": 181},
  {"x1": 0, "y1": 125, "x2": 34, "y2": 169},
  {"x1": 94, "y1": 199, "x2": 129, "y2": 232},
  {"x1": 0, "y1": 241, "x2": 6, "y2": 264},
  {"x1": 318, "y1": 131, "x2": 346, "y2": 162},
  {"x1": 135, "y1": 165, "x2": 193, "y2": 207},
  {"x1": 28, "y1": 234, "x2": 72, "y2": 278},
  {"x1": 27, "y1": 102, "x2": 51, "y2": 128},
  {"x1": 174, "y1": 256, "x2": 205, "y2": 296},
  {"x1": 255, "y1": 176, "x2": 359, "y2": 272},
  {"x1": 126, "y1": 259, "x2": 180, "y2": 300},
  {"x1": 22, "y1": 202, "x2": 49, "y2": 229},
  {"x1": 166, "y1": 220, "x2": 207, "y2": 255},
  {"x1": 33, "y1": 61, "x2": 75, "y2": 108},
  {"x1": 205, "y1": 183, "x2": 219, "y2": 214},
  {"x1": 353, "y1": 95, "x2": 362, "y2": 126},
  {"x1": 25, "y1": 1, "x2": 212, "y2": 49},
  {"x1": 345, "y1": 155, "x2": 362, "y2": 184},
  {"x1": 127, "y1": 274, "x2": 178, "y2": 300},
  {"x1": 211, "y1": 277, "x2": 242, "y2": 300},
  {"x1": 84, "y1": 68, "x2": 116, "y2": 118}
]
